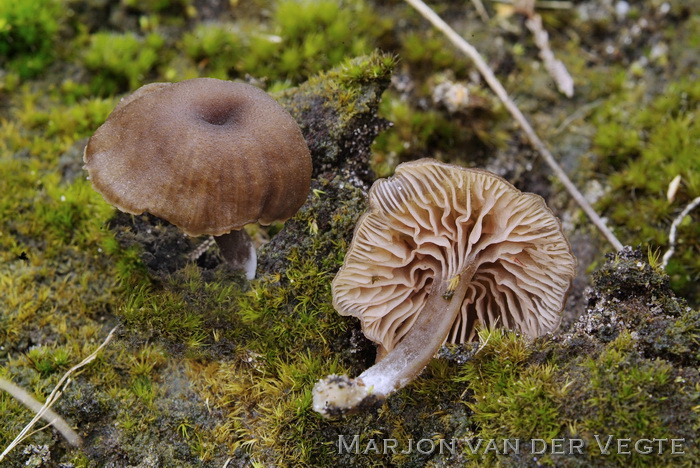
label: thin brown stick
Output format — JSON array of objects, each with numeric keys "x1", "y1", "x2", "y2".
[{"x1": 404, "y1": 0, "x2": 624, "y2": 252}]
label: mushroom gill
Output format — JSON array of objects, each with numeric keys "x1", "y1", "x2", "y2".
[{"x1": 313, "y1": 158, "x2": 576, "y2": 417}]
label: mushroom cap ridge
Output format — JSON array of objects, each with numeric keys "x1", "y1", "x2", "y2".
[
  {"x1": 332, "y1": 159, "x2": 576, "y2": 353},
  {"x1": 84, "y1": 78, "x2": 312, "y2": 236}
]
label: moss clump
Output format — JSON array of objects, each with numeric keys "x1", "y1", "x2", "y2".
[
  {"x1": 372, "y1": 94, "x2": 464, "y2": 176},
  {"x1": 118, "y1": 266, "x2": 243, "y2": 352},
  {"x1": 25, "y1": 345, "x2": 72, "y2": 376},
  {"x1": 554, "y1": 248, "x2": 699, "y2": 466},
  {"x1": 399, "y1": 30, "x2": 465, "y2": 77},
  {"x1": 177, "y1": 0, "x2": 390, "y2": 84},
  {"x1": 191, "y1": 257, "x2": 350, "y2": 465},
  {"x1": 571, "y1": 335, "x2": 679, "y2": 459},
  {"x1": 275, "y1": 51, "x2": 396, "y2": 182},
  {"x1": 245, "y1": 0, "x2": 390, "y2": 83},
  {"x1": 557, "y1": 331, "x2": 698, "y2": 467},
  {"x1": 83, "y1": 32, "x2": 166, "y2": 95},
  {"x1": 458, "y1": 331, "x2": 566, "y2": 444},
  {"x1": 573, "y1": 247, "x2": 700, "y2": 367},
  {"x1": 181, "y1": 23, "x2": 245, "y2": 79},
  {"x1": 371, "y1": 87, "x2": 507, "y2": 177},
  {"x1": 594, "y1": 79, "x2": 700, "y2": 306},
  {"x1": 121, "y1": 0, "x2": 194, "y2": 16},
  {"x1": 0, "y1": 0, "x2": 63, "y2": 79}
]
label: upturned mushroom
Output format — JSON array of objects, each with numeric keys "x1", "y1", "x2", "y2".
[
  {"x1": 83, "y1": 78, "x2": 312, "y2": 279},
  {"x1": 313, "y1": 159, "x2": 575, "y2": 417}
]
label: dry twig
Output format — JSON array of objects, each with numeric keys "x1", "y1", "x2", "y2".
[
  {"x1": 404, "y1": 0, "x2": 624, "y2": 251},
  {"x1": 662, "y1": 196, "x2": 700, "y2": 270},
  {"x1": 524, "y1": 13, "x2": 574, "y2": 97},
  {"x1": 0, "y1": 326, "x2": 119, "y2": 461},
  {"x1": 470, "y1": 0, "x2": 490, "y2": 21},
  {"x1": 0, "y1": 378, "x2": 80, "y2": 450}
]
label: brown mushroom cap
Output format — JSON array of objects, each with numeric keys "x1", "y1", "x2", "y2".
[
  {"x1": 83, "y1": 78, "x2": 312, "y2": 236},
  {"x1": 332, "y1": 159, "x2": 576, "y2": 354}
]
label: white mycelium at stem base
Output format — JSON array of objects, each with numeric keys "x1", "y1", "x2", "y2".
[
  {"x1": 313, "y1": 159, "x2": 576, "y2": 417},
  {"x1": 313, "y1": 269, "x2": 473, "y2": 415}
]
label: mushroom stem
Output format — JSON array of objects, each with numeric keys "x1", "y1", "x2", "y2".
[
  {"x1": 313, "y1": 267, "x2": 475, "y2": 417},
  {"x1": 214, "y1": 229, "x2": 257, "y2": 280}
]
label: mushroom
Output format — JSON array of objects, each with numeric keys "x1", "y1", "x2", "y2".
[
  {"x1": 312, "y1": 159, "x2": 575, "y2": 417},
  {"x1": 83, "y1": 78, "x2": 312, "y2": 279}
]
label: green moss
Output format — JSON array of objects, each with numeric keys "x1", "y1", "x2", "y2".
[
  {"x1": 662, "y1": 308, "x2": 700, "y2": 365},
  {"x1": 118, "y1": 266, "x2": 242, "y2": 353},
  {"x1": 275, "y1": 51, "x2": 395, "y2": 175},
  {"x1": 26, "y1": 345, "x2": 72, "y2": 376},
  {"x1": 181, "y1": 23, "x2": 244, "y2": 79},
  {"x1": 176, "y1": 0, "x2": 390, "y2": 84},
  {"x1": 443, "y1": 328, "x2": 698, "y2": 466},
  {"x1": 372, "y1": 95, "x2": 455, "y2": 176},
  {"x1": 102, "y1": 237, "x2": 149, "y2": 288},
  {"x1": 371, "y1": 90, "x2": 507, "y2": 177},
  {"x1": 0, "y1": 0, "x2": 63, "y2": 79},
  {"x1": 247, "y1": 0, "x2": 390, "y2": 82},
  {"x1": 368, "y1": 32, "x2": 509, "y2": 177},
  {"x1": 581, "y1": 334, "x2": 673, "y2": 436},
  {"x1": 594, "y1": 79, "x2": 700, "y2": 305},
  {"x1": 167, "y1": 241, "x2": 353, "y2": 464},
  {"x1": 0, "y1": 78, "x2": 153, "y2": 463},
  {"x1": 562, "y1": 333, "x2": 695, "y2": 466},
  {"x1": 83, "y1": 32, "x2": 166, "y2": 95},
  {"x1": 122, "y1": 0, "x2": 194, "y2": 16},
  {"x1": 458, "y1": 331, "x2": 565, "y2": 443},
  {"x1": 0, "y1": 154, "x2": 113, "y2": 257},
  {"x1": 399, "y1": 30, "x2": 465, "y2": 76},
  {"x1": 43, "y1": 98, "x2": 115, "y2": 139}
]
